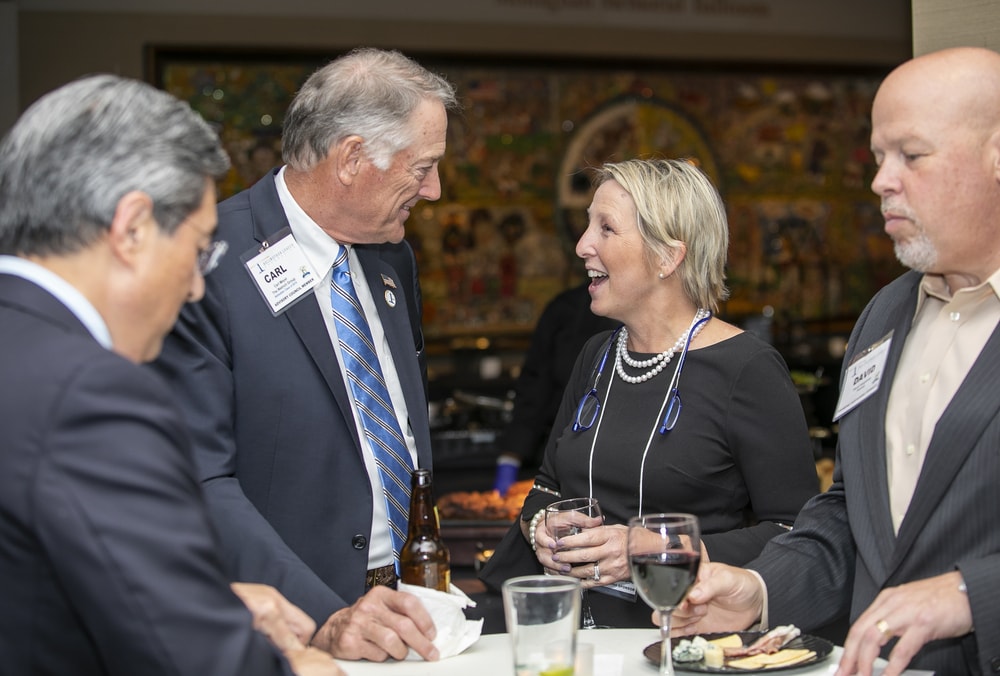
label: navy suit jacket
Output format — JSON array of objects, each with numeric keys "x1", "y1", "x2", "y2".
[
  {"x1": 751, "y1": 270, "x2": 1000, "y2": 674},
  {"x1": 0, "y1": 273, "x2": 291, "y2": 676},
  {"x1": 151, "y1": 170, "x2": 433, "y2": 624}
]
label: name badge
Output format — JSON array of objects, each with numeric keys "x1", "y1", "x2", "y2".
[
  {"x1": 241, "y1": 228, "x2": 319, "y2": 316},
  {"x1": 591, "y1": 580, "x2": 637, "y2": 602},
  {"x1": 833, "y1": 331, "x2": 893, "y2": 421}
]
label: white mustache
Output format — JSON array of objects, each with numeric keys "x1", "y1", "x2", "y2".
[{"x1": 881, "y1": 202, "x2": 914, "y2": 220}]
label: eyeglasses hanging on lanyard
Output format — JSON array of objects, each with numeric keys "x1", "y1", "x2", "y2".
[
  {"x1": 572, "y1": 326, "x2": 622, "y2": 432},
  {"x1": 572, "y1": 312, "x2": 712, "y2": 434},
  {"x1": 658, "y1": 312, "x2": 711, "y2": 433}
]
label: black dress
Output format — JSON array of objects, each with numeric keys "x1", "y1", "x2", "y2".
[{"x1": 483, "y1": 328, "x2": 819, "y2": 627}]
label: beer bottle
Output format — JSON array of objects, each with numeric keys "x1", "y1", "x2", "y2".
[{"x1": 400, "y1": 468, "x2": 451, "y2": 591}]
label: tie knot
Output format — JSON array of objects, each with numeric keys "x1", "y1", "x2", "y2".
[
  {"x1": 332, "y1": 249, "x2": 353, "y2": 285},
  {"x1": 333, "y1": 248, "x2": 350, "y2": 273}
]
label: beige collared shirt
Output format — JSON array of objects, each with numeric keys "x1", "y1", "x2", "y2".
[
  {"x1": 756, "y1": 268, "x2": 1000, "y2": 630},
  {"x1": 884, "y1": 269, "x2": 1000, "y2": 533}
]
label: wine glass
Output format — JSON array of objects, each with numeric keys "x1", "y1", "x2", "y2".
[
  {"x1": 545, "y1": 497, "x2": 604, "y2": 630},
  {"x1": 628, "y1": 513, "x2": 701, "y2": 676}
]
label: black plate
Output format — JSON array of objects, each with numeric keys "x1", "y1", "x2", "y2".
[{"x1": 643, "y1": 631, "x2": 834, "y2": 673}]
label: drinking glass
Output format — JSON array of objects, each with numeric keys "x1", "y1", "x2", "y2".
[
  {"x1": 502, "y1": 574, "x2": 581, "y2": 676},
  {"x1": 545, "y1": 497, "x2": 604, "y2": 630},
  {"x1": 627, "y1": 513, "x2": 701, "y2": 676}
]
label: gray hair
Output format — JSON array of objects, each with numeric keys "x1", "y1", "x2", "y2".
[
  {"x1": 282, "y1": 47, "x2": 458, "y2": 171},
  {"x1": 0, "y1": 74, "x2": 230, "y2": 256},
  {"x1": 595, "y1": 158, "x2": 730, "y2": 312}
]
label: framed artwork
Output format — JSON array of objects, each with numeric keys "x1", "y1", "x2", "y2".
[{"x1": 148, "y1": 47, "x2": 903, "y2": 343}]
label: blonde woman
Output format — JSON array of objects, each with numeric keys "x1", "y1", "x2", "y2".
[{"x1": 482, "y1": 159, "x2": 818, "y2": 628}]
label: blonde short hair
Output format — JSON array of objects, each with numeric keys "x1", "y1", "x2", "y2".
[{"x1": 594, "y1": 158, "x2": 729, "y2": 312}]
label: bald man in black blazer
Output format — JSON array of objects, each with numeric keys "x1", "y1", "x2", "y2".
[{"x1": 670, "y1": 46, "x2": 1000, "y2": 676}]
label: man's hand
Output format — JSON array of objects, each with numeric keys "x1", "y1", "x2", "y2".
[
  {"x1": 311, "y1": 585, "x2": 439, "y2": 662},
  {"x1": 665, "y1": 562, "x2": 765, "y2": 636},
  {"x1": 230, "y1": 582, "x2": 317, "y2": 652},
  {"x1": 836, "y1": 572, "x2": 973, "y2": 676}
]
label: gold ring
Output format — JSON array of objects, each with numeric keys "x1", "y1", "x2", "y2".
[{"x1": 875, "y1": 619, "x2": 891, "y2": 639}]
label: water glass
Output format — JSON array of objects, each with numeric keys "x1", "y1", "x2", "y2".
[{"x1": 502, "y1": 574, "x2": 581, "y2": 676}]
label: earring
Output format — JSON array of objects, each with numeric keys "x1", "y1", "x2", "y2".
[{"x1": 658, "y1": 272, "x2": 666, "y2": 279}]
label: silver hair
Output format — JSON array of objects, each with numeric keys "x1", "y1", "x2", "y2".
[
  {"x1": 0, "y1": 74, "x2": 229, "y2": 256},
  {"x1": 281, "y1": 47, "x2": 458, "y2": 171},
  {"x1": 595, "y1": 158, "x2": 730, "y2": 312}
]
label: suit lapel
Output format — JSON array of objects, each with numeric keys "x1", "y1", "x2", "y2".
[
  {"x1": 356, "y1": 248, "x2": 432, "y2": 468},
  {"x1": 246, "y1": 175, "x2": 361, "y2": 448},
  {"x1": 890, "y1": 318, "x2": 1000, "y2": 572},
  {"x1": 243, "y1": 175, "x2": 430, "y2": 463},
  {"x1": 852, "y1": 279, "x2": 920, "y2": 571}
]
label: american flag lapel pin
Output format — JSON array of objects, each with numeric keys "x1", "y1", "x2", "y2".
[{"x1": 381, "y1": 274, "x2": 397, "y2": 307}]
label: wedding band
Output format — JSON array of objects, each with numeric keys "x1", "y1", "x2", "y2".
[
  {"x1": 593, "y1": 563, "x2": 601, "y2": 581},
  {"x1": 875, "y1": 619, "x2": 891, "y2": 639}
]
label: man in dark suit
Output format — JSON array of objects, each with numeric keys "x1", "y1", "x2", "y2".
[
  {"x1": 669, "y1": 47, "x2": 1000, "y2": 675},
  {"x1": 0, "y1": 75, "x2": 340, "y2": 675},
  {"x1": 151, "y1": 47, "x2": 458, "y2": 662}
]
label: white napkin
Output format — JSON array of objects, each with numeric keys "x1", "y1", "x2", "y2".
[{"x1": 399, "y1": 582, "x2": 484, "y2": 660}]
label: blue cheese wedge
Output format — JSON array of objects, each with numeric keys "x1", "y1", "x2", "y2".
[{"x1": 672, "y1": 639, "x2": 705, "y2": 663}]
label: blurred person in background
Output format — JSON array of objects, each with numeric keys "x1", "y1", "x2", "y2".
[{"x1": 492, "y1": 279, "x2": 618, "y2": 495}]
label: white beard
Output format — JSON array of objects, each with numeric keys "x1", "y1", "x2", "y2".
[{"x1": 894, "y1": 230, "x2": 937, "y2": 272}]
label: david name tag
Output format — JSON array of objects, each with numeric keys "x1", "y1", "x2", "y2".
[{"x1": 833, "y1": 331, "x2": 892, "y2": 421}]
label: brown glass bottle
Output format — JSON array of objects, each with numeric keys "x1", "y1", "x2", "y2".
[{"x1": 400, "y1": 468, "x2": 451, "y2": 591}]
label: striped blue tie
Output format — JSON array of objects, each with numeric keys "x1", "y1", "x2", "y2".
[{"x1": 330, "y1": 248, "x2": 413, "y2": 572}]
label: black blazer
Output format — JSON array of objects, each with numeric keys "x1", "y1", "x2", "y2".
[
  {"x1": 0, "y1": 273, "x2": 291, "y2": 675},
  {"x1": 151, "y1": 169, "x2": 433, "y2": 624},
  {"x1": 751, "y1": 270, "x2": 1000, "y2": 673}
]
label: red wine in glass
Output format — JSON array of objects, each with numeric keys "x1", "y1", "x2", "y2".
[
  {"x1": 628, "y1": 513, "x2": 701, "y2": 676},
  {"x1": 631, "y1": 551, "x2": 700, "y2": 609}
]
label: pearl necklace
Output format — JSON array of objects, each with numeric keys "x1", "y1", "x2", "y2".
[{"x1": 614, "y1": 308, "x2": 710, "y2": 384}]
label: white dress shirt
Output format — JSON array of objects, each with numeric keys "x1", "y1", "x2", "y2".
[{"x1": 274, "y1": 167, "x2": 418, "y2": 569}]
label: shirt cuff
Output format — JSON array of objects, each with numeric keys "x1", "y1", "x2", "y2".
[{"x1": 747, "y1": 569, "x2": 769, "y2": 631}]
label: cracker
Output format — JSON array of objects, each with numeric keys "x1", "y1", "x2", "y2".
[{"x1": 727, "y1": 649, "x2": 816, "y2": 670}]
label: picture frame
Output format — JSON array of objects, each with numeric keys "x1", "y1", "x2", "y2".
[{"x1": 147, "y1": 46, "x2": 902, "y2": 349}]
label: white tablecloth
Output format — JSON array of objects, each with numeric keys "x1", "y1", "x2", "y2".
[{"x1": 333, "y1": 628, "x2": 932, "y2": 675}]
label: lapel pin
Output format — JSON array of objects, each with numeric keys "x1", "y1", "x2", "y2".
[
  {"x1": 384, "y1": 290, "x2": 397, "y2": 307},
  {"x1": 381, "y1": 274, "x2": 397, "y2": 289}
]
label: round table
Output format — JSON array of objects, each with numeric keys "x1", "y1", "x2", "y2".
[{"x1": 335, "y1": 627, "x2": 857, "y2": 675}]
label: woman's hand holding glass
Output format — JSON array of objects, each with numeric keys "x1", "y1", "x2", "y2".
[
  {"x1": 543, "y1": 497, "x2": 608, "y2": 629},
  {"x1": 539, "y1": 499, "x2": 603, "y2": 572},
  {"x1": 543, "y1": 522, "x2": 630, "y2": 589}
]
